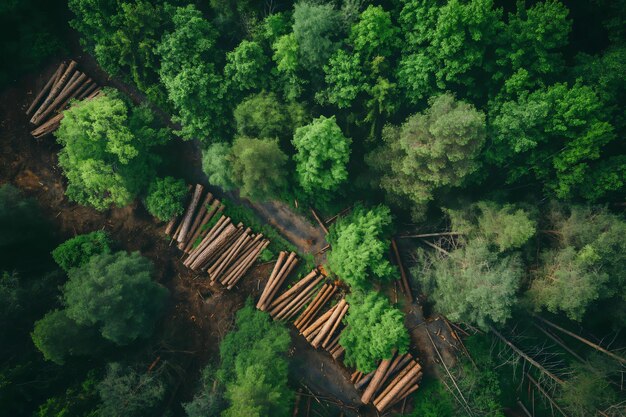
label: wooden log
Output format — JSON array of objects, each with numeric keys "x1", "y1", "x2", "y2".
[
  {"x1": 381, "y1": 382, "x2": 419, "y2": 412},
  {"x1": 259, "y1": 252, "x2": 298, "y2": 310},
  {"x1": 209, "y1": 228, "x2": 251, "y2": 280},
  {"x1": 374, "y1": 361, "x2": 422, "y2": 410},
  {"x1": 85, "y1": 88, "x2": 103, "y2": 100},
  {"x1": 321, "y1": 302, "x2": 349, "y2": 348},
  {"x1": 282, "y1": 293, "x2": 316, "y2": 322},
  {"x1": 201, "y1": 224, "x2": 246, "y2": 272},
  {"x1": 269, "y1": 269, "x2": 318, "y2": 309},
  {"x1": 55, "y1": 70, "x2": 80, "y2": 100},
  {"x1": 310, "y1": 208, "x2": 329, "y2": 235},
  {"x1": 183, "y1": 199, "x2": 221, "y2": 253},
  {"x1": 189, "y1": 223, "x2": 236, "y2": 270},
  {"x1": 301, "y1": 304, "x2": 339, "y2": 338},
  {"x1": 31, "y1": 112, "x2": 65, "y2": 137},
  {"x1": 294, "y1": 284, "x2": 330, "y2": 329},
  {"x1": 185, "y1": 216, "x2": 229, "y2": 265},
  {"x1": 58, "y1": 78, "x2": 92, "y2": 111},
  {"x1": 355, "y1": 370, "x2": 375, "y2": 391},
  {"x1": 219, "y1": 234, "x2": 264, "y2": 280},
  {"x1": 331, "y1": 345, "x2": 344, "y2": 360},
  {"x1": 325, "y1": 331, "x2": 342, "y2": 352},
  {"x1": 295, "y1": 285, "x2": 336, "y2": 331},
  {"x1": 34, "y1": 71, "x2": 86, "y2": 124},
  {"x1": 350, "y1": 371, "x2": 362, "y2": 384},
  {"x1": 361, "y1": 355, "x2": 394, "y2": 404},
  {"x1": 534, "y1": 316, "x2": 626, "y2": 365},
  {"x1": 270, "y1": 273, "x2": 321, "y2": 316},
  {"x1": 305, "y1": 326, "x2": 322, "y2": 343},
  {"x1": 273, "y1": 275, "x2": 325, "y2": 320},
  {"x1": 27, "y1": 62, "x2": 66, "y2": 115},
  {"x1": 312, "y1": 299, "x2": 347, "y2": 348},
  {"x1": 372, "y1": 359, "x2": 418, "y2": 405},
  {"x1": 226, "y1": 240, "x2": 270, "y2": 289},
  {"x1": 165, "y1": 185, "x2": 192, "y2": 234},
  {"x1": 181, "y1": 192, "x2": 213, "y2": 251},
  {"x1": 391, "y1": 238, "x2": 412, "y2": 297},
  {"x1": 76, "y1": 82, "x2": 98, "y2": 100},
  {"x1": 177, "y1": 184, "x2": 204, "y2": 245},
  {"x1": 257, "y1": 251, "x2": 287, "y2": 310}
]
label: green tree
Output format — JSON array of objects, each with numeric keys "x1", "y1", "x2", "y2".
[
  {"x1": 293, "y1": 1, "x2": 344, "y2": 73},
  {"x1": 445, "y1": 201, "x2": 537, "y2": 252},
  {"x1": 417, "y1": 239, "x2": 523, "y2": 329},
  {"x1": 350, "y1": 5, "x2": 399, "y2": 62},
  {"x1": 52, "y1": 230, "x2": 111, "y2": 272},
  {"x1": 31, "y1": 309, "x2": 102, "y2": 365},
  {"x1": 326, "y1": 205, "x2": 396, "y2": 289},
  {"x1": 340, "y1": 292, "x2": 409, "y2": 373},
  {"x1": 488, "y1": 82, "x2": 620, "y2": 201},
  {"x1": 144, "y1": 176, "x2": 188, "y2": 221},
  {"x1": 528, "y1": 205, "x2": 626, "y2": 322},
  {"x1": 158, "y1": 5, "x2": 226, "y2": 141},
  {"x1": 69, "y1": 0, "x2": 170, "y2": 104},
  {"x1": 368, "y1": 94, "x2": 486, "y2": 220},
  {"x1": 230, "y1": 136, "x2": 288, "y2": 201},
  {"x1": 559, "y1": 356, "x2": 618, "y2": 417},
  {"x1": 202, "y1": 143, "x2": 235, "y2": 191},
  {"x1": 224, "y1": 40, "x2": 269, "y2": 93},
  {"x1": 218, "y1": 301, "x2": 293, "y2": 417},
  {"x1": 55, "y1": 93, "x2": 168, "y2": 210},
  {"x1": 63, "y1": 251, "x2": 168, "y2": 345},
  {"x1": 292, "y1": 116, "x2": 351, "y2": 199},
  {"x1": 233, "y1": 91, "x2": 307, "y2": 140},
  {"x1": 96, "y1": 362, "x2": 165, "y2": 417},
  {"x1": 494, "y1": 0, "x2": 571, "y2": 91},
  {"x1": 183, "y1": 365, "x2": 224, "y2": 417},
  {"x1": 271, "y1": 32, "x2": 306, "y2": 99}
]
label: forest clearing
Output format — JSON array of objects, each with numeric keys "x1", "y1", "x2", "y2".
[{"x1": 1, "y1": 0, "x2": 625, "y2": 416}]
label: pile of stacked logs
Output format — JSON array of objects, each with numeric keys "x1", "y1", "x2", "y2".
[
  {"x1": 352, "y1": 352, "x2": 422, "y2": 412},
  {"x1": 26, "y1": 60, "x2": 101, "y2": 138},
  {"x1": 165, "y1": 184, "x2": 269, "y2": 289},
  {"x1": 300, "y1": 299, "x2": 349, "y2": 360}
]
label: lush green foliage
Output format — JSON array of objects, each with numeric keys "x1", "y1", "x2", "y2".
[
  {"x1": 31, "y1": 309, "x2": 102, "y2": 365},
  {"x1": 202, "y1": 142, "x2": 236, "y2": 191},
  {"x1": 368, "y1": 94, "x2": 486, "y2": 220},
  {"x1": 230, "y1": 136, "x2": 288, "y2": 201},
  {"x1": 528, "y1": 205, "x2": 626, "y2": 322},
  {"x1": 96, "y1": 362, "x2": 165, "y2": 417},
  {"x1": 55, "y1": 92, "x2": 169, "y2": 210},
  {"x1": 326, "y1": 205, "x2": 396, "y2": 289},
  {"x1": 63, "y1": 251, "x2": 168, "y2": 345},
  {"x1": 144, "y1": 176, "x2": 188, "y2": 221},
  {"x1": 183, "y1": 366, "x2": 224, "y2": 417},
  {"x1": 292, "y1": 116, "x2": 351, "y2": 199},
  {"x1": 51, "y1": 231, "x2": 111, "y2": 272},
  {"x1": 233, "y1": 91, "x2": 307, "y2": 140},
  {"x1": 340, "y1": 292, "x2": 409, "y2": 373},
  {"x1": 157, "y1": 5, "x2": 225, "y2": 141},
  {"x1": 224, "y1": 40, "x2": 269, "y2": 93},
  {"x1": 217, "y1": 301, "x2": 293, "y2": 417}
]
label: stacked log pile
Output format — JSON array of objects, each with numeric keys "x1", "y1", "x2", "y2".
[
  {"x1": 353, "y1": 352, "x2": 422, "y2": 412},
  {"x1": 26, "y1": 60, "x2": 101, "y2": 138},
  {"x1": 164, "y1": 184, "x2": 269, "y2": 289},
  {"x1": 299, "y1": 299, "x2": 349, "y2": 360}
]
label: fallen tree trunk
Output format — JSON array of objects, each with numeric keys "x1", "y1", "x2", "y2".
[
  {"x1": 32, "y1": 63, "x2": 80, "y2": 125},
  {"x1": 257, "y1": 251, "x2": 287, "y2": 310},
  {"x1": 295, "y1": 285, "x2": 336, "y2": 330},
  {"x1": 372, "y1": 359, "x2": 416, "y2": 405},
  {"x1": 183, "y1": 199, "x2": 221, "y2": 253},
  {"x1": 312, "y1": 299, "x2": 347, "y2": 348},
  {"x1": 269, "y1": 269, "x2": 318, "y2": 309},
  {"x1": 272, "y1": 275, "x2": 324, "y2": 320},
  {"x1": 177, "y1": 184, "x2": 204, "y2": 245},
  {"x1": 374, "y1": 361, "x2": 421, "y2": 411},
  {"x1": 301, "y1": 304, "x2": 339, "y2": 338},
  {"x1": 185, "y1": 216, "x2": 230, "y2": 266},
  {"x1": 310, "y1": 208, "x2": 329, "y2": 235},
  {"x1": 209, "y1": 228, "x2": 251, "y2": 280},
  {"x1": 259, "y1": 252, "x2": 298, "y2": 310},
  {"x1": 226, "y1": 239, "x2": 269, "y2": 289},
  {"x1": 321, "y1": 302, "x2": 349, "y2": 349},
  {"x1": 189, "y1": 223, "x2": 236, "y2": 270},
  {"x1": 27, "y1": 62, "x2": 66, "y2": 115},
  {"x1": 180, "y1": 192, "x2": 213, "y2": 250},
  {"x1": 391, "y1": 238, "x2": 412, "y2": 297},
  {"x1": 361, "y1": 355, "x2": 394, "y2": 404}
]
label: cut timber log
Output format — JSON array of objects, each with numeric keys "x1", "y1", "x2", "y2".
[
  {"x1": 301, "y1": 304, "x2": 339, "y2": 338},
  {"x1": 27, "y1": 62, "x2": 66, "y2": 115},
  {"x1": 259, "y1": 252, "x2": 298, "y2": 310},
  {"x1": 294, "y1": 284, "x2": 329, "y2": 329},
  {"x1": 310, "y1": 208, "x2": 329, "y2": 235},
  {"x1": 382, "y1": 382, "x2": 419, "y2": 412},
  {"x1": 355, "y1": 370, "x2": 375, "y2": 391},
  {"x1": 331, "y1": 345, "x2": 344, "y2": 360},
  {"x1": 189, "y1": 222, "x2": 236, "y2": 270},
  {"x1": 373, "y1": 360, "x2": 418, "y2": 406},
  {"x1": 219, "y1": 233, "x2": 264, "y2": 280},
  {"x1": 272, "y1": 275, "x2": 324, "y2": 320},
  {"x1": 269, "y1": 269, "x2": 318, "y2": 309},
  {"x1": 177, "y1": 184, "x2": 204, "y2": 245},
  {"x1": 183, "y1": 199, "x2": 221, "y2": 253},
  {"x1": 374, "y1": 361, "x2": 422, "y2": 411},
  {"x1": 57, "y1": 78, "x2": 92, "y2": 111},
  {"x1": 185, "y1": 216, "x2": 229, "y2": 266},
  {"x1": 225, "y1": 239, "x2": 269, "y2": 289},
  {"x1": 31, "y1": 61, "x2": 77, "y2": 125},
  {"x1": 312, "y1": 299, "x2": 347, "y2": 348},
  {"x1": 179, "y1": 192, "x2": 212, "y2": 250},
  {"x1": 391, "y1": 238, "x2": 412, "y2": 297},
  {"x1": 321, "y1": 302, "x2": 349, "y2": 348},
  {"x1": 361, "y1": 355, "x2": 394, "y2": 404},
  {"x1": 295, "y1": 284, "x2": 336, "y2": 331},
  {"x1": 209, "y1": 228, "x2": 251, "y2": 280},
  {"x1": 31, "y1": 113, "x2": 64, "y2": 138},
  {"x1": 76, "y1": 82, "x2": 98, "y2": 100},
  {"x1": 257, "y1": 251, "x2": 287, "y2": 310}
]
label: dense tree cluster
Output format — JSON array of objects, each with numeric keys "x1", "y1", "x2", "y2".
[
  {"x1": 185, "y1": 301, "x2": 293, "y2": 417},
  {"x1": 144, "y1": 176, "x2": 188, "y2": 221}
]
